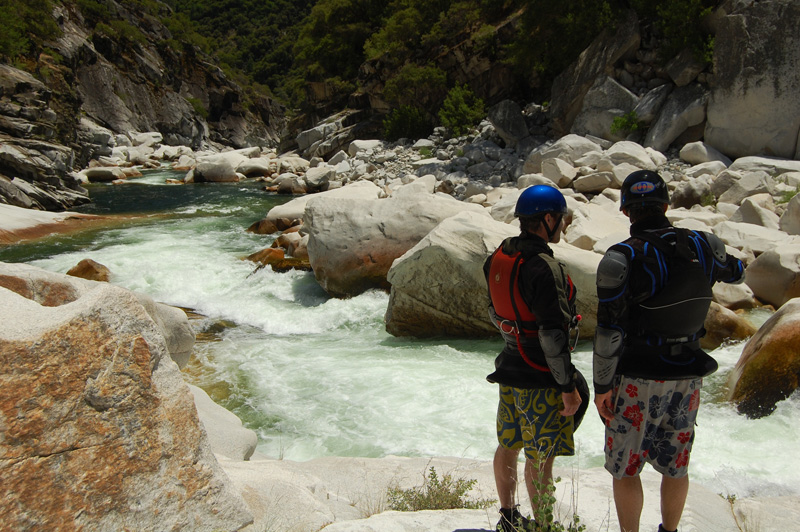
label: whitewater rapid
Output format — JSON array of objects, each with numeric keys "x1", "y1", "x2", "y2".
[{"x1": 3, "y1": 170, "x2": 798, "y2": 499}]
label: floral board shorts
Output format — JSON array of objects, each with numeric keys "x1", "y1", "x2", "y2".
[
  {"x1": 496, "y1": 385, "x2": 575, "y2": 461},
  {"x1": 604, "y1": 375, "x2": 702, "y2": 479}
]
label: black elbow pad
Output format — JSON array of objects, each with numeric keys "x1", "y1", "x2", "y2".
[{"x1": 539, "y1": 328, "x2": 572, "y2": 388}]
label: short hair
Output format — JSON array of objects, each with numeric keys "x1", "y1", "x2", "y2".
[
  {"x1": 519, "y1": 215, "x2": 545, "y2": 235},
  {"x1": 627, "y1": 203, "x2": 666, "y2": 224}
]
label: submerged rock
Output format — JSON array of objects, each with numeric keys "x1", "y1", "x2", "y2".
[{"x1": 728, "y1": 298, "x2": 800, "y2": 418}]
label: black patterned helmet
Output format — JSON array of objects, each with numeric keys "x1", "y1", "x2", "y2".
[{"x1": 620, "y1": 170, "x2": 669, "y2": 211}]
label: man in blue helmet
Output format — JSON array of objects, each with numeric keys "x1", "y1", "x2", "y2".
[
  {"x1": 592, "y1": 170, "x2": 745, "y2": 532},
  {"x1": 484, "y1": 184, "x2": 588, "y2": 532}
]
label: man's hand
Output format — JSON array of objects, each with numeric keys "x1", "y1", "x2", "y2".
[
  {"x1": 560, "y1": 388, "x2": 581, "y2": 417},
  {"x1": 595, "y1": 390, "x2": 615, "y2": 422}
]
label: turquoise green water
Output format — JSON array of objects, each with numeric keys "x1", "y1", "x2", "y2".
[{"x1": 2, "y1": 168, "x2": 798, "y2": 498}]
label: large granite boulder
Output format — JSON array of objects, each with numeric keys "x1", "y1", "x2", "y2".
[
  {"x1": 744, "y1": 244, "x2": 800, "y2": 308},
  {"x1": 487, "y1": 99, "x2": 532, "y2": 151},
  {"x1": 305, "y1": 181, "x2": 485, "y2": 297},
  {"x1": 0, "y1": 265, "x2": 251, "y2": 531},
  {"x1": 188, "y1": 384, "x2": 258, "y2": 461},
  {"x1": 571, "y1": 76, "x2": 638, "y2": 142},
  {"x1": 728, "y1": 298, "x2": 800, "y2": 418},
  {"x1": 643, "y1": 83, "x2": 708, "y2": 153},
  {"x1": 701, "y1": 302, "x2": 757, "y2": 350},
  {"x1": 549, "y1": 10, "x2": 640, "y2": 137},
  {"x1": 705, "y1": 0, "x2": 800, "y2": 159},
  {"x1": 522, "y1": 135, "x2": 604, "y2": 175},
  {"x1": 0, "y1": 134, "x2": 90, "y2": 210},
  {"x1": 713, "y1": 221, "x2": 796, "y2": 256},
  {"x1": 779, "y1": 193, "x2": 800, "y2": 235},
  {"x1": 385, "y1": 212, "x2": 602, "y2": 338},
  {"x1": 0, "y1": 262, "x2": 195, "y2": 369},
  {"x1": 385, "y1": 211, "x2": 510, "y2": 337},
  {"x1": 564, "y1": 201, "x2": 629, "y2": 252},
  {"x1": 259, "y1": 180, "x2": 383, "y2": 232}
]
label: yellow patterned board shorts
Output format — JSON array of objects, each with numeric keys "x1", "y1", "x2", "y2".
[{"x1": 496, "y1": 385, "x2": 575, "y2": 461}]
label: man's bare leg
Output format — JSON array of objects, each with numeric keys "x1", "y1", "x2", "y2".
[
  {"x1": 525, "y1": 454, "x2": 555, "y2": 514},
  {"x1": 613, "y1": 475, "x2": 644, "y2": 532},
  {"x1": 494, "y1": 445, "x2": 521, "y2": 509},
  {"x1": 660, "y1": 475, "x2": 689, "y2": 531}
]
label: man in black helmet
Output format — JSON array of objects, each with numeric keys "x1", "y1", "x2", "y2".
[
  {"x1": 484, "y1": 185, "x2": 588, "y2": 532},
  {"x1": 592, "y1": 170, "x2": 745, "y2": 532}
]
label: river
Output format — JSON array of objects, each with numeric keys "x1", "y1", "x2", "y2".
[{"x1": 2, "y1": 167, "x2": 798, "y2": 499}]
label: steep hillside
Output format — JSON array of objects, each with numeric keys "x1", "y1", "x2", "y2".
[{"x1": 0, "y1": 0, "x2": 286, "y2": 210}]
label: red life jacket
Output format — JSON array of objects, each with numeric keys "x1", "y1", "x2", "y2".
[{"x1": 488, "y1": 248, "x2": 549, "y2": 372}]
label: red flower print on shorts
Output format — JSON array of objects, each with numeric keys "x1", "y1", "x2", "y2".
[
  {"x1": 623, "y1": 404, "x2": 644, "y2": 431},
  {"x1": 689, "y1": 390, "x2": 700, "y2": 411},
  {"x1": 607, "y1": 436, "x2": 614, "y2": 452},
  {"x1": 676, "y1": 449, "x2": 689, "y2": 468},
  {"x1": 626, "y1": 451, "x2": 642, "y2": 476},
  {"x1": 626, "y1": 384, "x2": 638, "y2": 398},
  {"x1": 677, "y1": 432, "x2": 691, "y2": 444}
]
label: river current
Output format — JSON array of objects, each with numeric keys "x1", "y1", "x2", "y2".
[{"x1": 2, "y1": 168, "x2": 798, "y2": 499}]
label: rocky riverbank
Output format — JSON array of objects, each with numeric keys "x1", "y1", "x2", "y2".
[{"x1": 3, "y1": 125, "x2": 800, "y2": 529}]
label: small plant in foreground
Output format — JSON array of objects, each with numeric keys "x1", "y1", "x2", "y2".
[
  {"x1": 386, "y1": 466, "x2": 495, "y2": 511},
  {"x1": 524, "y1": 450, "x2": 585, "y2": 532},
  {"x1": 721, "y1": 493, "x2": 762, "y2": 532}
]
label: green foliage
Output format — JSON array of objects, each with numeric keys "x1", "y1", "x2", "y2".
[
  {"x1": 186, "y1": 97, "x2": 208, "y2": 119},
  {"x1": 172, "y1": 0, "x2": 315, "y2": 103},
  {"x1": 292, "y1": 0, "x2": 386, "y2": 81},
  {"x1": 382, "y1": 105, "x2": 433, "y2": 141},
  {"x1": 421, "y1": 1, "x2": 483, "y2": 50},
  {"x1": 438, "y1": 83, "x2": 485, "y2": 137},
  {"x1": 0, "y1": 0, "x2": 61, "y2": 60},
  {"x1": 610, "y1": 111, "x2": 642, "y2": 137},
  {"x1": 629, "y1": 0, "x2": 716, "y2": 61},
  {"x1": 506, "y1": 0, "x2": 619, "y2": 87},
  {"x1": 386, "y1": 466, "x2": 495, "y2": 512},
  {"x1": 383, "y1": 63, "x2": 447, "y2": 112},
  {"x1": 526, "y1": 453, "x2": 586, "y2": 532},
  {"x1": 778, "y1": 184, "x2": 800, "y2": 204},
  {"x1": 701, "y1": 191, "x2": 717, "y2": 207},
  {"x1": 76, "y1": 0, "x2": 110, "y2": 22},
  {"x1": 161, "y1": 12, "x2": 211, "y2": 54},
  {"x1": 95, "y1": 19, "x2": 147, "y2": 46},
  {"x1": 364, "y1": 7, "x2": 424, "y2": 64}
]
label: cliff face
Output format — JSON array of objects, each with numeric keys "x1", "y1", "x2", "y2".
[
  {"x1": 0, "y1": 1, "x2": 285, "y2": 211},
  {"x1": 52, "y1": 2, "x2": 285, "y2": 152}
]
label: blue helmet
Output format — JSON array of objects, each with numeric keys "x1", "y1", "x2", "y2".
[
  {"x1": 514, "y1": 185, "x2": 568, "y2": 218},
  {"x1": 620, "y1": 170, "x2": 669, "y2": 210}
]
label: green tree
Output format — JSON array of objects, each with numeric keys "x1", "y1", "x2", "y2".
[
  {"x1": 505, "y1": 0, "x2": 619, "y2": 88},
  {"x1": 629, "y1": 0, "x2": 717, "y2": 61},
  {"x1": 438, "y1": 83, "x2": 485, "y2": 137},
  {"x1": 383, "y1": 63, "x2": 447, "y2": 113},
  {"x1": 382, "y1": 105, "x2": 433, "y2": 141},
  {"x1": 0, "y1": 0, "x2": 60, "y2": 60}
]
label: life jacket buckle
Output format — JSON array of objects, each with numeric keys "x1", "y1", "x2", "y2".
[{"x1": 498, "y1": 319, "x2": 519, "y2": 334}]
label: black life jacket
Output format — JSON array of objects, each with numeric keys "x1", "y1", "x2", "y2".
[
  {"x1": 632, "y1": 228, "x2": 712, "y2": 340},
  {"x1": 487, "y1": 247, "x2": 575, "y2": 372},
  {"x1": 621, "y1": 228, "x2": 718, "y2": 379}
]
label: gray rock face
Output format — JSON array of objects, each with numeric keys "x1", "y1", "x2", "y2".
[
  {"x1": 644, "y1": 83, "x2": 708, "y2": 152},
  {"x1": 488, "y1": 99, "x2": 531, "y2": 150},
  {"x1": 0, "y1": 135, "x2": 90, "y2": 209},
  {"x1": 549, "y1": 10, "x2": 640, "y2": 137},
  {"x1": 705, "y1": 0, "x2": 800, "y2": 158},
  {"x1": 572, "y1": 76, "x2": 639, "y2": 142}
]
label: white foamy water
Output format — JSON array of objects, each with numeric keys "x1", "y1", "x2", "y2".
[{"x1": 6, "y1": 174, "x2": 799, "y2": 499}]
